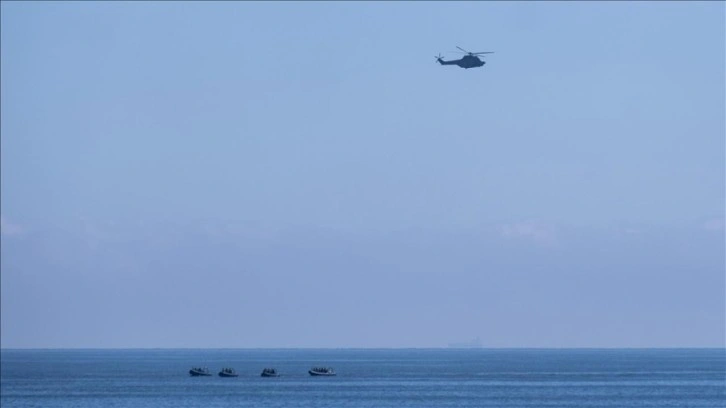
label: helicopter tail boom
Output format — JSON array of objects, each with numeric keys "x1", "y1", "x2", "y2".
[
  {"x1": 435, "y1": 53, "x2": 456, "y2": 65},
  {"x1": 436, "y1": 58, "x2": 458, "y2": 65}
]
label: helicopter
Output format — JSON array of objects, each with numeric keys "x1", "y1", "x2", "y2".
[{"x1": 436, "y1": 46, "x2": 494, "y2": 69}]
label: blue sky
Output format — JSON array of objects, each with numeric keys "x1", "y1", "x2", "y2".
[{"x1": 1, "y1": 2, "x2": 724, "y2": 348}]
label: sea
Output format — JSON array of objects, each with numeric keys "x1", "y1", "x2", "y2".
[{"x1": 1, "y1": 348, "x2": 724, "y2": 407}]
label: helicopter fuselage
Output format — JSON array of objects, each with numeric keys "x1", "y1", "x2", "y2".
[{"x1": 437, "y1": 55, "x2": 485, "y2": 69}]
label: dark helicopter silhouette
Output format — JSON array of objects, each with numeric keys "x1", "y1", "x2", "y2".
[{"x1": 436, "y1": 46, "x2": 494, "y2": 69}]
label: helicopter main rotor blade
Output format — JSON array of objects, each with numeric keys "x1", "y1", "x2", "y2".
[
  {"x1": 472, "y1": 52, "x2": 494, "y2": 55},
  {"x1": 456, "y1": 46, "x2": 469, "y2": 53}
]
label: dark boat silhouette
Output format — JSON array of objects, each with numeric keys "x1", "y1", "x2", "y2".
[
  {"x1": 218, "y1": 367, "x2": 238, "y2": 377},
  {"x1": 260, "y1": 368, "x2": 279, "y2": 377},
  {"x1": 189, "y1": 367, "x2": 212, "y2": 376},
  {"x1": 308, "y1": 367, "x2": 336, "y2": 376}
]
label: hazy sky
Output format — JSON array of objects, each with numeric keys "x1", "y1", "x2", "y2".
[{"x1": 1, "y1": 1, "x2": 724, "y2": 348}]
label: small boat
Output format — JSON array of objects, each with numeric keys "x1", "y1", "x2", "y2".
[
  {"x1": 308, "y1": 367, "x2": 336, "y2": 376},
  {"x1": 218, "y1": 367, "x2": 239, "y2": 377},
  {"x1": 189, "y1": 367, "x2": 212, "y2": 376},
  {"x1": 260, "y1": 368, "x2": 279, "y2": 377}
]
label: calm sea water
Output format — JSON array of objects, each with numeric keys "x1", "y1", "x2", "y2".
[{"x1": 1, "y1": 349, "x2": 724, "y2": 407}]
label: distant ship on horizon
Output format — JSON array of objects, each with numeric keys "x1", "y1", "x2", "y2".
[{"x1": 448, "y1": 337, "x2": 483, "y2": 348}]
